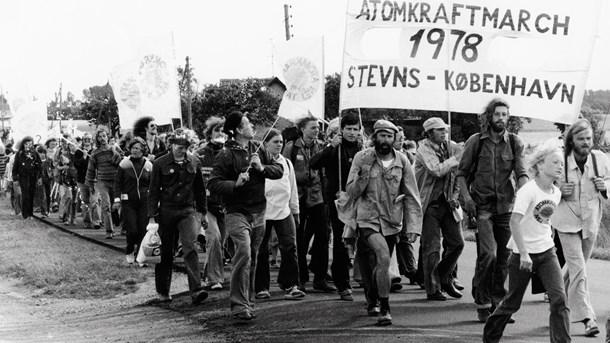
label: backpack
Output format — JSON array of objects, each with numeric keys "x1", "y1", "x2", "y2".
[{"x1": 466, "y1": 132, "x2": 516, "y2": 186}]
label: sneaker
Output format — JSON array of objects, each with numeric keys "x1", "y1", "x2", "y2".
[
  {"x1": 157, "y1": 293, "x2": 172, "y2": 302},
  {"x1": 93, "y1": 224, "x2": 101, "y2": 230},
  {"x1": 284, "y1": 285, "x2": 305, "y2": 300},
  {"x1": 390, "y1": 282, "x2": 403, "y2": 292},
  {"x1": 209, "y1": 282, "x2": 223, "y2": 291},
  {"x1": 313, "y1": 280, "x2": 337, "y2": 292},
  {"x1": 585, "y1": 319, "x2": 600, "y2": 337},
  {"x1": 378, "y1": 309, "x2": 392, "y2": 326},
  {"x1": 338, "y1": 288, "x2": 354, "y2": 301},
  {"x1": 105, "y1": 232, "x2": 114, "y2": 239},
  {"x1": 477, "y1": 308, "x2": 491, "y2": 323},
  {"x1": 192, "y1": 290, "x2": 209, "y2": 305},
  {"x1": 126, "y1": 254, "x2": 135, "y2": 264},
  {"x1": 255, "y1": 290, "x2": 271, "y2": 299},
  {"x1": 367, "y1": 304, "x2": 381, "y2": 316}
]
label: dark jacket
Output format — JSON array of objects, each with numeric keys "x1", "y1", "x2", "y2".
[
  {"x1": 207, "y1": 139, "x2": 283, "y2": 214},
  {"x1": 310, "y1": 139, "x2": 361, "y2": 200},
  {"x1": 13, "y1": 149, "x2": 42, "y2": 181},
  {"x1": 114, "y1": 156, "x2": 152, "y2": 204},
  {"x1": 196, "y1": 141, "x2": 224, "y2": 212},
  {"x1": 282, "y1": 138, "x2": 324, "y2": 208},
  {"x1": 73, "y1": 149, "x2": 89, "y2": 184},
  {"x1": 148, "y1": 152, "x2": 207, "y2": 217}
]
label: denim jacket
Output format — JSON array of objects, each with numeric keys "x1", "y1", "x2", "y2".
[{"x1": 346, "y1": 147, "x2": 422, "y2": 237}]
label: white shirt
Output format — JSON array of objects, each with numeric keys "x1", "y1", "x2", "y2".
[
  {"x1": 507, "y1": 180, "x2": 561, "y2": 254},
  {"x1": 264, "y1": 155, "x2": 299, "y2": 220}
]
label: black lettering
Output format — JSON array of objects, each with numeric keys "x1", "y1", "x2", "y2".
[
  {"x1": 499, "y1": 9, "x2": 515, "y2": 31},
  {"x1": 408, "y1": 2, "x2": 419, "y2": 22},
  {"x1": 394, "y1": 1, "x2": 407, "y2": 22},
  {"x1": 562, "y1": 84, "x2": 575, "y2": 104},
  {"x1": 482, "y1": 8, "x2": 499, "y2": 28},
  {"x1": 553, "y1": 15, "x2": 570, "y2": 36},
  {"x1": 356, "y1": 0, "x2": 371, "y2": 20},
  {"x1": 544, "y1": 81, "x2": 561, "y2": 99},
  {"x1": 465, "y1": 5, "x2": 481, "y2": 26},
  {"x1": 420, "y1": 2, "x2": 431, "y2": 23},
  {"x1": 358, "y1": 65, "x2": 368, "y2": 87},
  {"x1": 408, "y1": 68, "x2": 420, "y2": 88},
  {"x1": 526, "y1": 79, "x2": 542, "y2": 98},
  {"x1": 511, "y1": 76, "x2": 527, "y2": 96},
  {"x1": 382, "y1": 0, "x2": 394, "y2": 21},
  {"x1": 393, "y1": 67, "x2": 408, "y2": 87},
  {"x1": 433, "y1": 3, "x2": 449, "y2": 24},
  {"x1": 367, "y1": 65, "x2": 378, "y2": 86},
  {"x1": 535, "y1": 14, "x2": 551, "y2": 34},
  {"x1": 444, "y1": 70, "x2": 455, "y2": 90},
  {"x1": 518, "y1": 10, "x2": 530, "y2": 32},
  {"x1": 347, "y1": 66, "x2": 355, "y2": 88},
  {"x1": 370, "y1": 0, "x2": 381, "y2": 21},
  {"x1": 482, "y1": 73, "x2": 494, "y2": 93},
  {"x1": 470, "y1": 73, "x2": 481, "y2": 92},
  {"x1": 380, "y1": 65, "x2": 393, "y2": 86},
  {"x1": 495, "y1": 74, "x2": 510, "y2": 94},
  {"x1": 452, "y1": 3, "x2": 463, "y2": 25},
  {"x1": 456, "y1": 73, "x2": 468, "y2": 90}
]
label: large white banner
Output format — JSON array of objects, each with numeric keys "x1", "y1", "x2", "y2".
[
  {"x1": 7, "y1": 90, "x2": 48, "y2": 145},
  {"x1": 111, "y1": 32, "x2": 180, "y2": 129},
  {"x1": 273, "y1": 36, "x2": 325, "y2": 122},
  {"x1": 340, "y1": 0, "x2": 603, "y2": 124}
]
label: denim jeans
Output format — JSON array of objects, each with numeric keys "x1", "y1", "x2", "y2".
[
  {"x1": 122, "y1": 200, "x2": 148, "y2": 255},
  {"x1": 155, "y1": 206, "x2": 203, "y2": 298},
  {"x1": 558, "y1": 231, "x2": 596, "y2": 322},
  {"x1": 203, "y1": 210, "x2": 226, "y2": 284},
  {"x1": 18, "y1": 175, "x2": 37, "y2": 219},
  {"x1": 226, "y1": 211, "x2": 265, "y2": 316},
  {"x1": 297, "y1": 203, "x2": 329, "y2": 284},
  {"x1": 328, "y1": 198, "x2": 352, "y2": 291},
  {"x1": 483, "y1": 248, "x2": 570, "y2": 343},
  {"x1": 421, "y1": 201, "x2": 464, "y2": 295},
  {"x1": 472, "y1": 209, "x2": 511, "y2": 308},
  {"x1": 96, "y1": 180, "x2": 114, "y2": 233},
  {"x1": 396, "y1": 240, "x2": 417, "y2": 279},
  {"x1": 255, "y1": 214, "x2": 300, "y2": 292}
]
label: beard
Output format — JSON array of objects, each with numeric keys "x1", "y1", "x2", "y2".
[
  {"x1": 489, "y1": 120, "x2": 505, "y2": 133},
  {"x1": 374, "y1": 140, "x2": 393, "y2": 155},
  {"x1": 573, "y1": 144, "x2": 591, "y2": 157}
]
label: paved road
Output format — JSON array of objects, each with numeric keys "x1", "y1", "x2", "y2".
[{"x1": 20, "y1": 212, "x2": 610, "y2": 342}]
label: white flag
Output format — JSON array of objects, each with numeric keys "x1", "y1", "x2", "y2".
[
  {"x1": 273, "y1": 36, "x2": 325, "y2": 122},
  {"x1": 8, "y1": 89, "x2": 48, "y2": 145},
  {"x1": 111, "y1": 32, "x2": 180, "y2": 129}
]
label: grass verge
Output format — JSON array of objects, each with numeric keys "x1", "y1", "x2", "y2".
[{"x1": 0, "y1": 201, "x2": 147, "y2": 299}]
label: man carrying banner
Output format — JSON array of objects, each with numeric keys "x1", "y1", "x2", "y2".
[
  {"x1": 554, "y1": 118, "x2": 609, "y2": 337},
  {"x1": 207, "y1": 111, "x2": 284, "y2": 320},
  {"x1": 346, "y1": 119, "x2": 422, "y2": 326},
  {"x1": 456, "y1": 99, "x2": 528, "y2": 322},
  {"x1": 414, "y1": 117, "x2": 464, "y2": 301},
  {"x1": 282, "y1": 116, "x2": 335, "y2": 294},
  {"x1": 310, "y1": 113, "x2": 363, "y2": 300}
]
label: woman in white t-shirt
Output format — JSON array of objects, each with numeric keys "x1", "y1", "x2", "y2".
[{"x1": 483, "y1": 146, "x2": 570, "y2": 343}]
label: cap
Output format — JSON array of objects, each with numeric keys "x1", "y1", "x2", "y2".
[
  {"x1": 373, "y1": 120, "x2": 398, "y2": 135},
  {"x1": 423, "y1": 117, "x2": 449, "y2": 132},
  {"x1": 167, "y1": 128, "x2": 192, "y2": 147}
]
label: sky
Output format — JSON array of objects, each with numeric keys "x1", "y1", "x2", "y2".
[{"x1": 1, "y1": 0, "x2": 609, "y2": 103}]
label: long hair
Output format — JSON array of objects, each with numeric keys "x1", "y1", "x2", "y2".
[
  {"x1": 133, "y1": 116, "x2": 155, "y2": 140},
  {"x1": 564, "y1": 118, "x2": 592, "y2": 157},
  {"x1": 204, "y1": 116, "x2": 225, "y2": 140},
  {"x1": 528, "y1": 145, "x2": 562, "y2": 177},
  {"x1": 481, "y1": 98, "x2": 510, "y2": 132},
  {"x1": 94, "y1": 128, "x2": 109, "y2": 147}
]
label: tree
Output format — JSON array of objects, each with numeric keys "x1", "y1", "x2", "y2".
[
  {"x1": 47, "y1": 91, "x2": 82, "y2": 120},
  {"x1": 80, "y1": 83, "x2": 120, "y2": 137}
]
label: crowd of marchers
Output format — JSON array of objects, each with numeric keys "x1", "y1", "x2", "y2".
[{"x1": 1, "y1": 98, "x2": 609, "y2": 342}]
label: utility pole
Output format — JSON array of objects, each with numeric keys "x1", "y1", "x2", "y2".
[
  {"x1": 284, "y1": 4, "x2": 292, "y2": 41},
  {"x1": 58, "y1": 83, "x2": 63, "y2": 134},
  {"x1": 185, "y1": 56, "x2": 193, "y2": 129}
]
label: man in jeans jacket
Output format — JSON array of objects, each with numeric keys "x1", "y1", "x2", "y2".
[
  {"x1": 148, "y1": 128, "x2": 208, "y2": 305},
  {"x1": 208, "y1": 111, "x2": 283, "y2": 321}
]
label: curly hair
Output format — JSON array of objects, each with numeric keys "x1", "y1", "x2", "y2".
[
  {"x1": 204, "y1": 116, "x2": 225, "y2": 140},
  {"x1": 133, "y1": 116, "x2": 155, "y2": 140},
  {"x1": 528, "y1": 145, "x2": 562, "y2": 177},
  {"x1": 481, "y1": 98, "x2": 510, "y2": 131}
]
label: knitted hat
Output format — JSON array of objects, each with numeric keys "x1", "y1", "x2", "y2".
[{"x1": 223, "y1": 111, "x2": 244, "y2": 137}]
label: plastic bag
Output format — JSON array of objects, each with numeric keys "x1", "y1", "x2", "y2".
[
  {"x1": 334, "y1": 191, "x2": 357, "y2": 240},
  {"x1": 136, "y1": 223, "x2": 162, "y2": 264}
]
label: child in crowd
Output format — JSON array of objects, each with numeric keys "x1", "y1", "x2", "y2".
[{"x1": 483, "y1": 146, "x2": 570, "y2": 343}]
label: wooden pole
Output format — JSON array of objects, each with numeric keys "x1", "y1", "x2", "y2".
[{"x1": 186, "y1": 56, "x2": 193, "y2": 129}]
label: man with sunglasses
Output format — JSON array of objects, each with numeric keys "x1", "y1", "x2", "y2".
[{"x1": 133, "y1": 116, "x2": 167, "y2": 161}]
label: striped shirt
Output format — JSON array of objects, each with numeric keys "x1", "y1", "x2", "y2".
[{"x1": 85, "y1": 148, "x2": 122, "y2": 186}]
